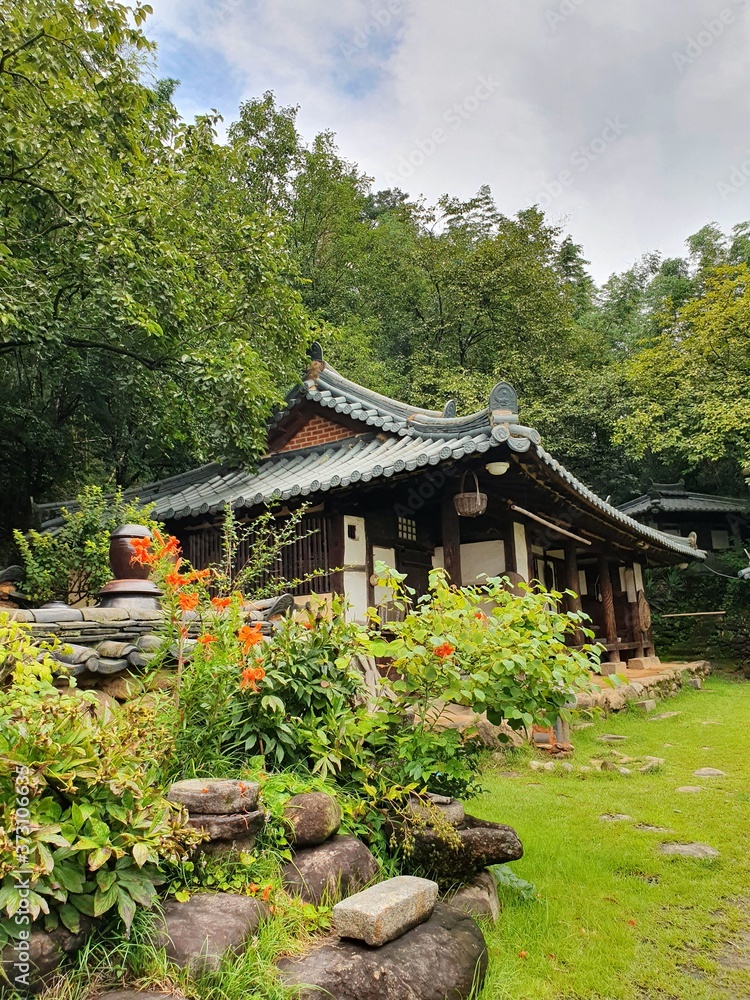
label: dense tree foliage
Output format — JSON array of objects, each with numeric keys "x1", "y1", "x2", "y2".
[{"x1": 1, "y1": 4, "x2": 748, "y2": 550}]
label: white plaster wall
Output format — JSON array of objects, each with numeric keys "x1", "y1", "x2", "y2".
[
  {"x1": 343, "y1": 515, "x2": 368, "y2": 621},
  {"x1": 343, "y1": 570, "x2": 369, "y2": 622},
  {"x1": 513, "y1": 522, "x2": 529, "y2": 581},
  {"x1": 372, "y1": 545, "x2": 396, "y2": 607}
]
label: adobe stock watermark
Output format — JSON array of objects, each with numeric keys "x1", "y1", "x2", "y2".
[
  {"x1": 534, "y1": 116, "x2": 627, "y2": 209},
  {"x1": 546, "y1": 0, "x2": 588, "y2": 31},
  {"x1": 673, "y1": 0, "x2": 749, "y2": 73},
  {"x1": 9, "y1": 766, "x2": 33, "y2": 990},
  {"x1": 340, "y1": 0, "x2": 405, "y2": 61},
  {"x1": 385, "y1": 74, "x2": 501, "y2": 186},
  {"x1": 394, "y1": 468, "x2": 447, "y2": 518}
]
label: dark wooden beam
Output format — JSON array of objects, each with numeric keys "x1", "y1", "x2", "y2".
[
  {"x1": 441, "y1": 493, "x2": 462, "y2": 585},
  {"x1": 564, "y1": 539, "x2": 584, "y2": 645},
  {"x1": 328, "y1": 514, "x2": 345, "y2": 596},
  {"x1": 502, "y1": 519, "x2": 517, "y2": 574}
]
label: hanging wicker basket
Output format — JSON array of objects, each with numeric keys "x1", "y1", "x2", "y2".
[{"x1": 454, "y1": 470, "x2": 488, "y2": 518}]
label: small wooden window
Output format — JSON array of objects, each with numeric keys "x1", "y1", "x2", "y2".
[{"x1": 398, "y1": 516, "x2": 418, "y2": 542}]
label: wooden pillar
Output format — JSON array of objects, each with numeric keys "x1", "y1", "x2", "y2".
[
  {"x1": 564, "y1": 540, "x2": 584, "y2": 645},
  {"x1": 441, "y1": 493, "x2": 462, "y2": 586},
  {"x1": 502, "y1": 520, "x2": 517, "y2": 575},
  {"x1": 598, "y1": 554, "x2": 619, "y2": 662},
  {"x1": 328, "y1": 513, "x2": 345, "y2": 596}
]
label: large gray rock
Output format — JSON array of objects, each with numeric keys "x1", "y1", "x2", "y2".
[
  {"x1": 283, "y1": 791, "x2": 342, "y2": 846},
  {"x1": 693, "y1": 768, "x2": 726, "y2": 778},
  {"x1": 332, "y1": 876, "x2": 438, "y2": 946},
  {"x1": 445, "y1": 871, "x2": 500, "y2": 922},
  {"x1": 153, "y1": 893, "x2": 268, "y2": 972},
  {"x1": 282, "y1": 835, "x2": 379, "y2": 905},
  {"x1": 408, "y1": 814, "x2": 523, "y2": 885},
  {"x1": 408, "y1": 793, "x2": 465, "y2": 828},
  {"x1": 1, "y1": 920, "x2": 91, "y2": 993},
  {"x1": 166, "y1": 778, "x2": 259, "y2": 814},
  {"x1": 278, "y1": 903, "x2": 487, "y2": 1000}
]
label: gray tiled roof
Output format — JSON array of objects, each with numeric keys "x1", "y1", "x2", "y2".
[
  {"x1": 619, "y1": 483, "x2": 749, "y2": 518},
  {"x1": 37, "y1": 361, "x2": 705, "y2": 560}
]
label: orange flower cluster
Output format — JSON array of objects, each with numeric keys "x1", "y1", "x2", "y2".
[
  {"x1": 248, "y1": 884, "x2": 272, "y2": 902},
  {"x1": 130, "y1": 529, "x2": 181, "y2": 567},
  {"x1": 434, "y1": 642, "x2": 456, "y2": 659},
  {"x1": 211, "y1": 596, "x2": 232, "y2": 611},
  {"x1": 474, "y1": 610, "x2": 487, "y2": 621},
  {"x1": 240, "y1": 664, "x2": 266, "y2": 691},
  {"x1": 164, "y1": 564, "x2": 211, "y2": 591},
  {"x1": 178, "y1": 592, "x2": 199, "y2": 612},
  {"x1": 238, "y1": 623, "x2": 263, "y2": 654},
  {"x1": 197, "y1": 634, "x2": 217, "y2": 645}
]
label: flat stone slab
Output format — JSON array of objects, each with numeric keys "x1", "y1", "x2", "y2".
[
  {"x1": 186, "y1": 810, "x2": 265, "y2": 842},
  {"x1": 635, "y1": 824, "x2": 672, "y2": 833},
  {"x1": 283, "y1": 791, "x2": 342, "y2": 847},
  {"x1": 332, "y1": 876, "x2": 438, "y2": 946},
  {"x1": 659, "y1": 843, "x2": 719, "y2": 859},
  {"x1": 676, "y1": 786, "x2": 704, "y2": 793},
  {"x1": 278, "y1": 903, "x2": 487, "y2": 1000},
  {"x1": 648, "y1": 712, "x2": 681, "y2": 721},
  {"x1": 693, "y1": 768, "x2": 726, "y2": 777},
  {"x1": 153, "y1": 893, "x2": 268, "y2": 972},
  {"x1": 599, "y1": 734, "x2": 628, "y2": 742},
  {"x1": 282, "y1": 835, "x2": 379, "y2": 906},
  {"x1": 600, "y1": 813, "x2": 632, "y2": 822},
  {"x1": 635, "y1": 699, "x2": 657, "y2": 712},
  {"x1": 167, "y1": 778, "x2": 259, "y2": 814}
]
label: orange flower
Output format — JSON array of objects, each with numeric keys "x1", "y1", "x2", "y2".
[
  {"x1": 434, "y1": 642, "x2": 456, "y2": 659},
  {"x1": 165, "y1": 571, "x2": 185, "y2": 589},
  {"x1": 178, "y1": 592, "x2": 199, "y2": 612},
  {"x1": 474, "y1": 611, "x2": 487, "y2": 621},
  {"x1": 129, "y1": 536, "x2": 153, "y2": 565},
  {"x1": 240, "y1": 665, "x2": 265, "y2": 691},
  {"x1": 186, "y1": 568, "x2": 211, "y2": 583},
  {"x1": 211, "y1": 596, "x2": 232, "y2": 611},
  {"x1": 261, "y1": 885, "x2": 272, "y2": 902},
  {"x1": 301, "y1": 620, "x2": 314, "y2": 630},
  {"x1": 238, "y1": 623, "x2": 263, "y2": 653},
  {"x1": 197, "y1": 634, "x2": 217, "y2": 645}
]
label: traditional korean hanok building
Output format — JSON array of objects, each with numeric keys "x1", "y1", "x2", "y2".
[
  {"x1": 39, "y1": 347, "x2": 705, "y2": 665},
  {"x1": 618, "y1": 482, "x2": 749, "y2": 553}
]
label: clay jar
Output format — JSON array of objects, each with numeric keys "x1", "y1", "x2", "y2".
[{"x1": 109, "y1": 524, "x2": 152, "y2": 580}]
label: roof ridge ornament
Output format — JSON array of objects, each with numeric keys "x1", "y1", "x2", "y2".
[
  {"x1": 489, "y1": 381, "x2": 518, "y2": 424},
  {"x1": 442, "y1": 400, "x2": 457, "y2": 418},
  {"x1": 307, "y1": 342, "x2": 324, "y2": 363}
]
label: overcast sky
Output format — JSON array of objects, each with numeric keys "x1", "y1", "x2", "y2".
[{"x1": 145, "y1": 0, "x2": 750, "y2": 282}]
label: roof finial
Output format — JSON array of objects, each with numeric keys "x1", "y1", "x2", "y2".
[
  {"x1": 489, "y1": 381, "x2": 518, "y2": 415},
  {"x1": 442, "y1": 400, "x2": 457, "y2": 418},
  {"x1": 307, "y1": 342, "x2": 324, "y2": 364}
]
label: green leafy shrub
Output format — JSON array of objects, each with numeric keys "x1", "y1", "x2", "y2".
[
  {"x1": 13, "y1": 486, "x2": 158, "y2": 605},
  {"x1": 0, "y1": 616, "x2": 200, "y2": 947},
  {"x1": 366, "y1": 564, "x2": 599, "y2": 731}
]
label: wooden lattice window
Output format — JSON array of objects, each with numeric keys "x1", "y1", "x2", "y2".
[{"x1": 398, "y1": 516, "x2": 418, "y2": 542}]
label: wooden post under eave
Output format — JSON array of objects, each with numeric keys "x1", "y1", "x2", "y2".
[
  {"x1": 598, "y1": 554, "x2": 619, "y2": 662},
  {"x1": 502, "y1": 520, "x2": 517, "y2": 575},
  {"x1": 442, "y1": 493, "x2": 462, "y2": 586},
  {"x1": 328, "y1": 513, "x2": 345, "y2": 597},
  {"x1": 564, "y1": 540, "x2": 584, "y2": 645}
]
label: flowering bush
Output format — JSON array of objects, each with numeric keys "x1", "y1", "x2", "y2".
[{"x1": 366, "y1": 565, "x2": 599, "y2": 731}]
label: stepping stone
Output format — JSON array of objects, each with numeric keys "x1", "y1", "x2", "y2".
[
  {"x1": 659, "y1": 843, "x2": 719, "y2": 859},
  {"x1": 676, "y1": 786, "x2": 704, "y2": 793},
  {"x1": 687, "y1": 677, "x2": 702, "y2": 689},
  {"x1": 635, "y1": 699, "x2": 657, "y2": 713},
  {"x1": 700, "y1": 721, "x2": 720, "y2": 725},
  {"x1": 153, "y1": 893, "x2": 268, "y2": 972},
  {"x1": 693, "y1": 768, "x2": 726, "y2": 778},
  {"x1": 649, "y1": 712, "x2": 680, "y2": 721},
  {"x1": 600, "y1": 814, "x2": 632, "y2": 822},
  {"x1": 99, "y1": 993, "x2": 168, "y2": 1000},
  {"x1": 332, "y1": 876, "x2": 438, "y2": 946},
  {"x1": 599, "y1": 734, "x2": 628, "y2": 742},
  {"x1": 635, "y1": 824, "x2": 672, "y2": 833}
]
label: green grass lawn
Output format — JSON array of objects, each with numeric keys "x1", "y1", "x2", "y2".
[{"x1": 473, "y1": 671, "x2": 750, "y2": 1000}]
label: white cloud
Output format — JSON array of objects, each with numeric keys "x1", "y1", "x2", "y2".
[{"x1": 146, "y1": 0, "x2": 750, "y2": 281}]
